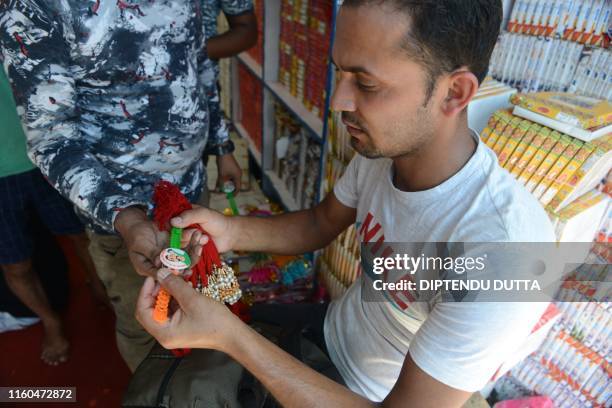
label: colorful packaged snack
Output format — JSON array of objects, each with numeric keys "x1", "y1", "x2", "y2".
[
  {"x1": 486, "y1": 110, "x2": 514, "y2": 150},
  {"x1": 542, "y1": 142, "x2": 596, "y2": 208},
  {"x1": 504, "y1": 120, "x2": 537, "y2": 171},
  {"x1": 493, "y1": 116, "x2": 523, "y2": 156},
  {"x1": 526, "y1": 131, "x2": 567, "y2": 192},
  {"x1": 510, "y1": 123, "x2": 544, "y2": 177},
  {"x1": 499, "y1": 118, "x2": 531, "y2": 167},
  {"x1": 480, "y1": 110, "x2": 503, "y2": 144},
  {"x1": 517, "y1": 126, "x2": 554, "y2": 185},
  {"x1": 533, "y1": 136, "x2": 582, "y2": 199}
]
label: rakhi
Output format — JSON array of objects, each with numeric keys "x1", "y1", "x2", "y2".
[
  {"x1": 222, "y1": 181, "x2": 240, "y2": 216},
  {"x1": 153, "y1": 229, "x2": 192, "y2": 323},
  {"x1": 152, "y1": 180, "x2": 242, "y2": 326}
]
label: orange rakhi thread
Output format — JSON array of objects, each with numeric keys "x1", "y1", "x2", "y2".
[{"x1": 153, "y1": 289, "x2": 171, "y2": 323}]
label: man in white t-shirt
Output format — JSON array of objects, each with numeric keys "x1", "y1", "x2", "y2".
[{"x1": 135, "y1": 1, "x2": 555, "y2": 406}]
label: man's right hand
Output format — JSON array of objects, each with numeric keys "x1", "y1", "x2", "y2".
[
  {"x1": 170, "y1": 206, "x2": 235, "y2": 253},
  {"x1": 115, "y1": 207, "x2": 169, "y2": 277}
]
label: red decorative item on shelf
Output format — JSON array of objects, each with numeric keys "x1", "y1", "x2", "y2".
[
  {"x1": 238, "y1": 64, "x2": 263, "y2": 151},
  {"x1": 279, "y1": 0, "x2": 333, "y2": 120},
  {"x1": 152, "y1": 181, "x2": 247, "y2": 356},
  {"x1": 247, "y1": 0, "x2": 264, "y2": 65}
]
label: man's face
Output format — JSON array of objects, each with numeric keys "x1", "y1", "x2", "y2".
[{"x1": 331, "y1": 5, "x2": 440, "y2": 159}]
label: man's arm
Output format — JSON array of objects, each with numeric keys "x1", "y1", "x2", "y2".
[
  {"x1": 231, "y1": 192, "x2": 357, "y2": 253},
  {"x1": 225, "y1": 315, "x2": 472, "y2": 408},
  {"x1": 137, "y1": 273, "x2": 473, "y2": 408},
  {"x1": 0, "y1": 2, "x2": 146, "y2": 232},
  {"x1": 206, "y1": 11, "x2": 258, "y2": 60},
  {"x1": 1, "y1": 3, "x2": 167, "y2": 277},
  {"x1": 172, "y1": 192, "x2": 357, "y2": 254}
]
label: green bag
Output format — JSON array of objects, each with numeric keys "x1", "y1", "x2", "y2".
[{"x1": 122, "y1": 344, "x2": 265, "y2": 408}]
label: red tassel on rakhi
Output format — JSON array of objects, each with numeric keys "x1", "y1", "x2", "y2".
[
  {"x1": 152, "y1": 180, "x2": 192, "y2": 231},
  {"x1": 152, "y1": 181, "x2": 246, "y2": 356}
]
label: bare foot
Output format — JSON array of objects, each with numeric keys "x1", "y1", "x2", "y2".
[{"x1": 40, "y1": 320, "x2": 69, "y2": 366}]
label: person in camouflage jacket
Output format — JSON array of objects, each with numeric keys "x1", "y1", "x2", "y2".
[{"x1": 0, "y1": 0, "x2": 242, "y2": 370}]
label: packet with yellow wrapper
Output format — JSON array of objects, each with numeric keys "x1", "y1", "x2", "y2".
[
  {"x1": 510, "y1": 123, "x2": 544, "y2": 177},
  {"x1": 533, "y1": 136, "x2": 583, "y2": 200},
  {"x1": 493, "y1": 116, "x2": 523, "y2": 157},
  {"x1": 525, "y1": 131, "x2": 567, "y2": 192},
  {"x1": 498, "y1": 118, "x2": 531, "y2": 167},
  {"x1": 517, "y1": 127, "x2": 554, "y2": 185}
]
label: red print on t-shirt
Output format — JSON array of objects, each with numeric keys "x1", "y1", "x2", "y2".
[{"x1": 359, "y1": 212, "x2": 415, "y2": 309}]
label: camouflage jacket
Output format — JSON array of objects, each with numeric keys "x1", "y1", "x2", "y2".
[
  {"x1": 202, "y1": 0, "x2": 253, "y2": 42},
  {"x1": 0, "y1": 0, "x2": 229, "y2": 232},
  {"x1": 201, "y1": 0, "x2": 253, "y2": 77}
]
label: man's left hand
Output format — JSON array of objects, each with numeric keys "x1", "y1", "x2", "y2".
[
  {"x1": 135, "y1": 269, "x2": 241, "y2": 351},
  {"x1": 115, "y1": 207, "x2": 169, "y2": 278},
  {"x1": 216, "y1": 153, "x2": 242, "y2": 195}
]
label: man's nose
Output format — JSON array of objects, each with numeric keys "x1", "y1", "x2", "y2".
[{"x1": 330, "y1": 79, "x2": 356, "y2": 112}]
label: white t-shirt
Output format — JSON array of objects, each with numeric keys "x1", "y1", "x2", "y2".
[{"x1": 324, "y1": 134, "x2": 555, "y2": 401}]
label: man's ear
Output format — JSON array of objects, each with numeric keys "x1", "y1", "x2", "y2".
[{"x1": 440, "y1": 70, "x2": 479, "y2": 117}]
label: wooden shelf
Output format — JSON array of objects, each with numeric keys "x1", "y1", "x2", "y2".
[
  {"x1": 236, "y1": 53, "x2": 263, "y2": 80},
  {"x1": 265, "y1": 80, "x2": 325, "y2": 139},
  {"x1": 264, "y1": 169, "x2": 300, "y2": 212},
  {"x1": 227, "y1": 0, "x2": 338, "y2": 213},
  {"x1": 234, "y1": 122, "x2": 262, "y2": 168}
]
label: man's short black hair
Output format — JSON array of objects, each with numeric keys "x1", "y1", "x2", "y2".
[{"x1": 343, "y1": 0, "x2": 502, "y2": 100}]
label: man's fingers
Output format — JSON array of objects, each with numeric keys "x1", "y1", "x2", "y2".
[
  {"x1": 133, "y1": 254, "x2": 159, "y2": 278},
  {"x1": 180, "y1": 228, "x2": 198, "y2": 247},
  {"x1": 185, "y1": 230, "x2": 204, "y2": 265},
  {"x1": 157, "y1": 269, "x2": 196, "y2": 309},
  {"x1": 171, "y1": 207, "x2": 213, "y2": 229},
  {"x1": 227, "y1": 176, "x2": 241, "y2": 196},
  {"x1": 136, "y1": 277, "x2": 157, "y2": 319}
]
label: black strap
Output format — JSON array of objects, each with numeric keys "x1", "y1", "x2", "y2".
[{"x1": 156, "y1": 357, "x2": 183, "y2": 407}]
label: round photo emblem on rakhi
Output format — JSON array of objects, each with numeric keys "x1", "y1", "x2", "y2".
[{"x1": 160, "y1": 248, "x2": 191, "y2": 270}]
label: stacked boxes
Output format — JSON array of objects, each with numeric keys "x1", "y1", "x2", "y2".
[
  {"x1": 279, "y1": 0, "x2": 333, "y2": 119},
  {"x1": 489, "y1": 33, "x2": 586, "y2": 93},
  {"x1": 273, "y1": 103, "x2": 322, "y2": 209},
  {"x1": 506, "y1": 0, "x2": 610, "y2": 45},
  {"x1": 319, "y1": 226, "x2": 361, "y2": 300},
  {"x1": 490, "y1": 0, "x2": 611, "y2": 94},
  {"x1": 568, "y1": 48, "x2": 611, "y2": 100},
  {"x1": 318, "y1": 112, "x2": 361, "y2": 299},
  {"x1": 492, "y1": 249, "x2": 611, "y2": 407},
  {"x1": 238, "y1": 63, "x2": 263, "y2": 152},
  {"x1": 481, "y1": 109, "x2": 612, "y2": 242},
  {"x1": 323, "y1": 111, "x2": 354, "y2": 193}
]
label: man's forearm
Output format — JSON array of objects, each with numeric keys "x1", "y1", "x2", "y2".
[
  {"x1": 207, "y1": 26, "x2": 257, "y2": 59},
  {"x1": 114, "y1": 206, "x2": 148, "y2": 237},
  {"x1": 225, "y1": 193, "x2": 355, "y2": 255},
  {"x1": 222, "y1": 321, "x2": 375, "y2": 408},
  {"x1": 230, "y1": 209, "x2": 331, "y2": 254}
]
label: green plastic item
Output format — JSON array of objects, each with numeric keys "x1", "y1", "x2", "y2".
[
  {"x1": 222, "y1": 181, "x2": 239, "y2": 216},
  {"x1": 226, "y1": 191, "x2": 239, "y2": 216},
  {"x1": 170, "y1": 227, "x2": 182, "y2": 249}
]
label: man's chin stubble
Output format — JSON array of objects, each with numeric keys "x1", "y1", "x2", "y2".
[{"x1": 350, "y1": 138, "x2": 383, "y2": 159}]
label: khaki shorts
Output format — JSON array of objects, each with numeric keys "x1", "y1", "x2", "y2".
[
  {"x1": 88, "y1": 186, "x2": 210, "y2": 371},
  {"x1": 88, "y1": 232, "x2": 153, "y2": 372}
]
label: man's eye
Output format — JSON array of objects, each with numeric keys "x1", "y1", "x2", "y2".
[{"x1": 357, "y1": 82, "x2": 377, "y2": 92}]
